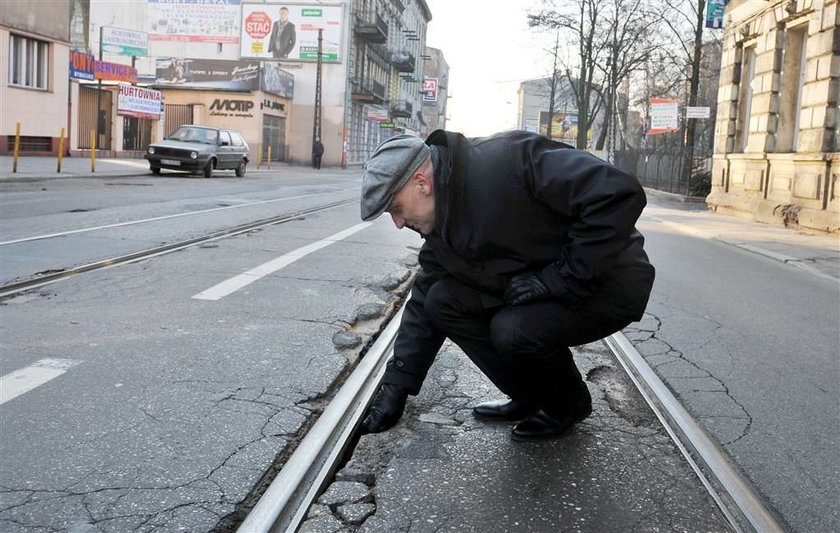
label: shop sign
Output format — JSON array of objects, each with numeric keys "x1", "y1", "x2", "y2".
[
  {"x1": 367, "y1": 109, "x2": 388, "y2": 122},
  {"x1": 102, "y1": 26, "x2": 148, "y2": 56},
  {"x1": 69, "y1": 50, "x2": 96, "y2": 80},
  {"x1": 209, "y1": 98, "x2": 255, "y2": 118},
  {"x1": 705, "y1": 0, "x2": 728, "y2": 29},
  {"x1": 95, "y1": 61, "x2": 138, "y2": 83},
  {"x1": 261, "y1": 63, "x2": 294, "y2": 98},
  {"x1": 421, "y1": 77, "x2": 438, "y2": 104},
  {"x1": 379, "y1": 122, "x2": 395, "y2": 129},
  {"x1": 148, "y1": 0, "x2": 241, "y2": 44},
  {"x1": 240, "y1": 3, "x2": 343, "y2": 62},
  {"x1": 260, "y1": 99, "x2": 285, "y2": 112},
  {"x1": 117, "y1": 85, "x2": 162, "y2": 120},
  {"x1": 154, "y1": 58, "x2": 260, "y2": 90}
]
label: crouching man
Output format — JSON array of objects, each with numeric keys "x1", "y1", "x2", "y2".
[{"x1": 359, "y1": 130, "x2": 654, "y2": 441}]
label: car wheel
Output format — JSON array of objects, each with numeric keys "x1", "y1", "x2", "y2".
[
  {"x1": 203, "y1": 159, "x2": 214, "y2": 178},
  {"x1": 150, "y1": 165, "x2": 161, "y2": 175},
  {"x1": 235, "y1": 160, "x2": 247, "y2": 177}
]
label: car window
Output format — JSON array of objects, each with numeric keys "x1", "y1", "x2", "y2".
[
  {"x1": 220, "y1": 132, "x2": 232, "y2": 146},
  {"x1": 230, "y1": 133, "x2": 245, "y2": 147}
]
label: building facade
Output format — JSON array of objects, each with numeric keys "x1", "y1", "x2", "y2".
[
  {"x1": 419, "y1": 46, "x2": 448, "y2": 137},
  {"x1": 1, "y1": 0, "x2": 72, "y2": 155},
  {"x1": 346, "y1": 0, "x2": 432, "y2": 164},
  {"x1": 710, "y1": 0, "x2": 839, "y2": 232}
]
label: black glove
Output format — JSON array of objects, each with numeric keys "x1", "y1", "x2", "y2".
[
  {"x1": 504, "y1": 272, "x2": 551, "y2": 306},
  {"x1": 361, "y1": 383, "x2": 409, "y2": 434}
]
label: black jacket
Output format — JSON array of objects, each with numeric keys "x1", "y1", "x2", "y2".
[
  {"x1": 385, "y1": 130, "x2": 655, "y2": 394},
  {"x1": 269, "y1": 21, "x2": 295, "y2": 59}
]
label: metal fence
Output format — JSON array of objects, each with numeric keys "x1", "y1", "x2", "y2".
[{"x1": 613, "y1": 148, "x2": 712, "y2": 197}]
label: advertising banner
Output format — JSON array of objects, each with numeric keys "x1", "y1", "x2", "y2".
[
  {"x1": 102, "y1": 26, "x2": 148, "y2": 56},
  {"x1": 117, "y1": 85, "x2": 163, "y2": 120},
  {"x1": 539, "y1": 111, "x2": 579, "y2": 142},
  {"x1": 261, "y1": 62, "x2": 295, "y2": 98},
  {"x1": 705, "y1": 0, "x2": 728, "y2": 29},
  {"x1": 95, "y1": 61, "x2": 138, "y2": 83},
  {"x1": 69, "y1": 50, "x2": 96, "y2": 80},
  {"x1": 649, "y1": 98, "x2": 680, "y2": 134},
  {"x1": 367, "y1": 108, "x2": 388, "y2": 122},
  {"x1": 421, "y1": 77, "x2": 438, "y2": 104},
  {"x1": 240, "y1": 3, "x2": 342, "y2": 62},
  {"x1": 154, "y1": 58, "x2": 260, "y2": 90},
  {"x1": 148, "y1": 0, "x2": 241, "y2": 43}
]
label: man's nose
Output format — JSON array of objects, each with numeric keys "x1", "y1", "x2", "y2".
[{"x1": 390, "y1": 213, "x2": 405, "y2": 229}]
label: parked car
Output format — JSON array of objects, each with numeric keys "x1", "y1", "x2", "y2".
[{"x1": 145, "y1": 125, "x2": 250, "y2": 178}]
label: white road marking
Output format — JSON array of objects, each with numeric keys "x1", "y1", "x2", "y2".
[
  {"x1": 192, "y1": 222, "x2": 373, "y2": 301},
  {"x1": 0, "y1": 358, "x2": 80, "y2": 405},
  {"x1": 99, "y1": 159, "x2": 150, "y2": 169},
  {"x1": 1, "y1": 191, "x2": 352, "y2": 245}
]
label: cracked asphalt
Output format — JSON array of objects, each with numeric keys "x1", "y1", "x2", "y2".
[
  {"x1": 0, "y1": 186, "x2": 422, "y2": 532},
  {"x1": 303, "y1": 340, "x2": 730, "y2": 532}
]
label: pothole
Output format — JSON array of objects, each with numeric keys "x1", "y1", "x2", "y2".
[{"x1": 587, "y1": 365, "x2": 657, "y2": 427}]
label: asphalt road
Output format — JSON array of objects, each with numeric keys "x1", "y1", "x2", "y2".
[{"x1": 632, "y1": 200, "x2": 839, "y2": 532}]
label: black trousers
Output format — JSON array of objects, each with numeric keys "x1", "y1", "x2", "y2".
[
  {"x1": 424, "y1": 277, "x2": 629, "y2": 419},
  {"x1": 312, "y1": 155, "x2": 322, "y2": 169}
]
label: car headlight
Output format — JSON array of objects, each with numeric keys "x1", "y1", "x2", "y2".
[
  {"x1": 190, "y1": 151, "x2": 198, "y2": 159},
  {"x1": 148, "y1": 147, "x2": 155, "y2": 154}
]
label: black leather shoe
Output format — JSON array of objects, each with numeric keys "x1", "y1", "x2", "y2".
[
  {"x1": 472, "y1": 398, "x2": 537, "y2": 421},
  {"x1": 510, "y1": 405, "x2": 592, "y2": 442}
]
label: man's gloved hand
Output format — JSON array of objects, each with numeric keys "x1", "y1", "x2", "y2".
[
  {"x1": 361, "y1": 383, "x2": 410, "y2": 434},
  {"x1": 504, "y1": 272, "x2": 551, "y2": 306}
]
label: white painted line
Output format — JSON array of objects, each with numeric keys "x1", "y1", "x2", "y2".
[
  {"x1": 99, "y1": 159, "x2": 150, "y2": 169},
  {"x1": 1, "y1": 191, "x2": 353, "y2": 245},
  {"x1": 0, "y1": 358, "x2": 80, "y2": 405},
  {"x1": 192, "y1": 222, "x2": 373, "y2": 301}
]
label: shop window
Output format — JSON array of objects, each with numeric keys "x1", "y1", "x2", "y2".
[
  {"x1": 776, "y1": 24, "x2": 808, "y2": 152},
  {"x1": 734, "y1": 45, "x2": 756, "y2": 153},
  {"x1": 9, "y1": 34, "x2": 49, "y2": 90}
]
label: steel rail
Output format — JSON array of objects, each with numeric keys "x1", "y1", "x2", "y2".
[
  {"x1": 604, "y1": 332, "x2": 785, "y2": 533},
  {"x1": 237, "y1": 302, "x2": 406, "y2": 533},
  {"x1": 0, "y1": 198, "x2": 356, "y2": 299}
]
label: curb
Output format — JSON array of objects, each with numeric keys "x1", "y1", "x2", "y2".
[{"x1": 643, "y1": 187, "x2": 708, "y2": 204}]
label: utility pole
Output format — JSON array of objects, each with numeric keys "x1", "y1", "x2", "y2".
[
  {"x1": 312, "y1": 28, "x2": 323, "y2": 153},
  {"x1": 682, "y1": 0, "x2": 706, "y2": 195},
  {"x1": 95, "y1": 25, "x2": 103, "y2": 153}
]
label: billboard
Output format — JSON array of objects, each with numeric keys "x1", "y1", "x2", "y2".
[
  {"x1": 154, "y1": 58, "x2": 260, "y2": 90},
  {"x1": 117, "y1": 85, "x2": 163, "y2": 120},
  {"x1": 148, "y1": 0, "x2": 241, "y2": 43},
  {"x1": 240, "y1": 3, "x2": 342, "y2": 62},
  {"x1": 102, "y1": 26, "x2": 148, "y2": 56},
  {"x1": 69, "y1": 50, "x2": 96, "y2": 80},
  {"x1": 261, "y1": 62, "x2": 295, "y2": 98},
  {"x1": 539, "y1": 111, "x2": 579, "y2": 142}
]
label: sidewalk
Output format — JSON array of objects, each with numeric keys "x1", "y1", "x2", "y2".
[
  {"x1": 0, "y1": 155, "x2": 289, "y2": 181},
  {"x1": 643, "y1": 189, "x2": 839, "y2": 281}
]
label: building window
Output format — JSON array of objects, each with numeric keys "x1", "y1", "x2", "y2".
[
  {"x1": 9, "y1": 34, "x2": 50, "y2": 90},
  {"x1": 776, "y1": 25, "x2": 808, "y2": 152},
  {"x1": 734, "y1": 45, "x2": 756, "y2": 152}
]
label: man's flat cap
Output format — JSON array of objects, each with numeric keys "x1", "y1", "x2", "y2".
[{"x1": 361, "y1": 135, "x2": 430, "y2": 221}]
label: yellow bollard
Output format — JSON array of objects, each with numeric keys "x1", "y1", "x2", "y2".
[
  {"x1": 12, "y1": 122, "x2": 21, "y2": 173},
  {"x1": 266, "y1": 145, "x2": 271, "y2": 170},
  {"x1": 90, "y1": 130, "x2": 96, "y2": 172},
  {"x1": 57, "y1": 127, "x2": 65, "y2": 173},
  {"x1": 256, "y1": 143, "x2": 262, "y2": 170}
]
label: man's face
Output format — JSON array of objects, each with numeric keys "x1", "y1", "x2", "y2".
[
  {"x1": 279, "y1": 9, "x2": 289, "y2": 22},
  {"x1": 386, "y1": 176, "x2": 436, "y2": 236}
]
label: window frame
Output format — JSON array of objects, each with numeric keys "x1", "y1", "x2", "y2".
[{"x1": 8, "y1": 34, "x2": 50, "y2": 91}]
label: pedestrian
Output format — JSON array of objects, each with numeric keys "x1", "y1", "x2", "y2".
[
  {"x1": 312, "y1": 139, "x2": 324, "y2": 169},
  {"x1": 359, "y1": 130, "x2": 655, "y2": 441}
]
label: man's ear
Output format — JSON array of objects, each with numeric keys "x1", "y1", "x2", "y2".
[{"x1": 415, "y1": 169, "x2": 433, "y2": 195}]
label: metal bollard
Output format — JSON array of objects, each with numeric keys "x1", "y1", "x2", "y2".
[
  {"x1": 256, "y1": 143, "x2": 262, "y2": 170},
  {"x1": 12, "y1": 122, "x2": 21, "y2": 173},
  {"x1": 267, "y1": 145, "x2": 271, "y2": 170},
  {"x1": 57, "y1": 128, "x2": 65, "y2": 173},
  {"x1": 90, "y1": 130, "x2": 96, "y2": 172}
]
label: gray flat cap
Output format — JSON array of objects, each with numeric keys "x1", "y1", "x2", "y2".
[{"x1": 361, "y1": 135, "x2": 430, "y2": 221}]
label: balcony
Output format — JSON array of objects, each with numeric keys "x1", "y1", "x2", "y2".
[
  {"x1": 390, "y1": 49, "x2": 415, "y2": 73},
  {"x1": 354, "y1": 10, "x2": 388, "y2": 43},
  {"x1": 351, "y1": 78, "x2": 386, "y2": 104},
  {"x1": 391, "y1": 100, "x2": 413, "y2": 118}
]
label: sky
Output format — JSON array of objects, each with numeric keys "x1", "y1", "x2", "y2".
[{"x1": 424, "y1": 0, "x2": 557, "y2": 137}]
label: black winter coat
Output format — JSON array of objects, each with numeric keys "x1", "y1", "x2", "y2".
[{"x1": 385, "y1": 129, "x2": 655, "y2": 394}]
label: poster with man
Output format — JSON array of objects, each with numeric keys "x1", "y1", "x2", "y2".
[{"x1": 240, "y1": 3, "x2": 342, "y2": 62}]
